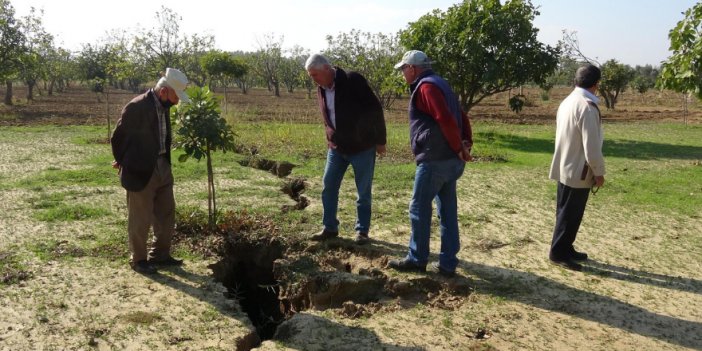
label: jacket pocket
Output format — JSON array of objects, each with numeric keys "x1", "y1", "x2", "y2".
[{"x1": 580, "y1": 162, "x2": 590, "y2": 181}]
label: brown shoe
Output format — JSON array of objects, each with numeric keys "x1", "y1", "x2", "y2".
[{"x1": 310, "y1": 229, "x2": 338, "y2": 241}]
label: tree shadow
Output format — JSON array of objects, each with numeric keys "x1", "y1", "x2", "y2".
[
  {"x1": 476, "y1": 131, "x2": 702, "y2": 160},
  {"x1": 463, "y1": 262, "x2": 702, "y2": 349},
  {"x1": 583, "y1": 260, "x2": 702, "y2": 295}
]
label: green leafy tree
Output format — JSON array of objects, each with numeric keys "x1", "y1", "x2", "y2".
[
  {"x1": 0, "y1": 0, "x2": 26, "y2": 105},
  {"x1": 17, "y1": 6, "x2": 52, "y2": 101},
  {"x1": 172, "y1": 87, "x2": 236, "y2": 228},
  {"x1": 45, "y1": 46, "x2": 75, "y2": 95},
  {"x1": 324, "y1": 29, "x2": 404, "y2": 109},
  {"x1": 630, "y1": 75, "x2": 655, "y2": 95},
  {"x1": 200, "y1": 50, "x2": 247, "y2": 113},
  {"x1": 232, "y1": 51, "x2": 258, "y2": 94},
  {"x1": 658, "y1": 2, "x2": 702, "y2": 99},
  {"x1": 251, "y1": 33, "x2": 284, "y2": 97},
  {"x1": 279, "y1": 45, "x2": 309, "y2": 94},
  {"x1": 598, "y1": 59, "x2": 634, "y2": 110},
  {"x1": 399, "y1": 0, "x2": 559, "y2": 112}
]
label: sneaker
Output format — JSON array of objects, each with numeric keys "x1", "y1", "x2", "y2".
[
  {"x1": 549, "y1": 258, "x2": 583, "y2": 271},
  {"x1": 387, "y1": 258, "x2": 426, "y2": 273},
  {"x1": 571, "y1": 250, "x2": 588, "y2": 261},
  {"x1": 132, "y1": 260, "x2": 157, "y2": 275},
  {"x1": 310, "y1": 229, "x2": 339, "y2": 241},
  {"x1": 354, "y1": 232, "x2": 370, "y2": 245},
  {"x1": 148, "y1": 255, "x2": 184, "y2": 266},
  {"x1": 430, "y1": 262, "x2": 456, "y2": 278}
]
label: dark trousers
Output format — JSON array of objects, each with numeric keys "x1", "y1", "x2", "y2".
[{"x1": 550, "y1": 182, "x2": 590, "y2": 260}]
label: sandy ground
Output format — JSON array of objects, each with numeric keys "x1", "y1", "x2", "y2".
[{"x1": 1, "y1": 121, "x2": 701, "y2": 350}]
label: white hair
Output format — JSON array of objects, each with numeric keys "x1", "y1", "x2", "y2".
[{"x1": 305, "y1": 53, "x2": 331, "y2": 70}]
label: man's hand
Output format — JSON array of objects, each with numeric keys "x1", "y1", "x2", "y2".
[
  {"x1": 594, "y1": 175, "x2": 605, "y2": 187},
  {"x1": 376, "y1": 144, "x2": 386, "y2": 157},
  {"x1": 111, "y1": 160, "x2": 121, "y2": 174},
  {"x1": 459, "y1": 145, "x2": 472, "y2": 162}
]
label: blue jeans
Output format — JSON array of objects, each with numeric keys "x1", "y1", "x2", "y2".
[
  {"x1": 322, "y1": 147, "x2": 376, "y2": 233},
  {"x1": 406, "y1": 158, "x2": 465, "y2": 271}
]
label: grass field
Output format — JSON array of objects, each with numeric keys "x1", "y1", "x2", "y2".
[{"x1": 0, "y1": 86, "x2": 701, "y2": 350}]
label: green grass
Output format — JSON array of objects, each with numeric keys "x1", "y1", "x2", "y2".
[
  {"x1": 3, "y1": 122, "x2": 699, "y2": 219},
  {"x1": 33, "y1": 203, "x2": 110, "y2": 222}
]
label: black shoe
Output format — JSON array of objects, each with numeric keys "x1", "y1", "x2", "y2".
[
  {"x1": 430, "y1": 262, "x2": 456, "y2": 278},
  {"x1": 148, "y1": 255, "x2": 184, "y2": 266},
  {"x1": 387, "y1": 258, "x2": 426, "y2": 273},
  {"x1": 549, "y1": 258, "x2": 583, "y2": 271},
  {"x1": 132, "y1": 260, "x2": 158, "y2": 274},
  {"x1": 354, "y1": 232, "x2": 370, "y2": 245},
  {"x1": 310, "y1": 229, "x2": 339, "y2": 241},
  {"x1": 571, "y1": 250, "x2": 588, "y2": 261}
]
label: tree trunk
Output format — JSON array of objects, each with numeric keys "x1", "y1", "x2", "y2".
[
  {"x1": 48, "y1": 80, "x2": 55, "y2": 96},
  {"x1": 4, "y1": 81, "x2": 12, "y2": 105},
  {"x1": 206, "y1": 147, "x2": 216, "y2": 228},
  {"x1": 26, "y1": 82, "x2": 35, "y2": 101},
  {"x1": 223, "y1": 85, "x2": 228, "y2": 115},
  {"x1": 273, "y1": 81, "x2": 280, "y2": 97},
  {"x1": 106, "y1": 92, "x2": 111, "y2": 141}
]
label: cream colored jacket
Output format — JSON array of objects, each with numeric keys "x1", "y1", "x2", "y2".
[{"x1": 549, "y1": 87, "x2": 605, "y2": 188}]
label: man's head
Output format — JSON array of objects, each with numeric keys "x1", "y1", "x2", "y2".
[
  {"x1": 305, "y1": 54, "x2": 335, "y2": 89},
  {"x1": 574, "y1": 64, "x2": 601, "y2": 90},
  {"x1": 395, "y1": 50, "x2": 433, "y2": 84},
  {"x1": 155, "y1": 68, "x2": 190, "y2": 108}
]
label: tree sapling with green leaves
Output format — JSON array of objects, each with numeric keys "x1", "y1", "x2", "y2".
[{"x1": 172, "y1": 86, "x2": 236, "y2": 228}]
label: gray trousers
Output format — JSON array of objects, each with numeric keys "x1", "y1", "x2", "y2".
[{"x1": 126, "y1": 157, "x2": 175, "y2": 262}]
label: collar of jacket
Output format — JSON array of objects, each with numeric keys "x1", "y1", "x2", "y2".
[{"x1": 409, "y1": 69, "x2": 436, "y2": 94}]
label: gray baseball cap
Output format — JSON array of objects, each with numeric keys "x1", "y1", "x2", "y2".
[{"x1": 394, "y1": 50, "x2": 434, "y2": 69}]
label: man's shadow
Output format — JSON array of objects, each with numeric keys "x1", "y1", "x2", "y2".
[
  {"x1": 462, "y1": 261, "x2": 702, "y2": 349},
  {"x1": 338, "y1": 239, "x2": 702, "y2": 349},
  {"x1": 583, "y1": 259, "x2": 702, "y2": 295}
]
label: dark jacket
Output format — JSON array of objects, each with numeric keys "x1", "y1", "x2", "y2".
[
  {"x1": 111, "y1": 90, "x2": 171, "y2": 192},
  {"x1": 409, "y1": 70, "x2": 463, "y2": 162},
  {"x1": 316, "y1": 67, "x2": 386, "y2": 154}
]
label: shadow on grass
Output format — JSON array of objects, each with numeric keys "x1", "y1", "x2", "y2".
[
  {"x1": 142, "y1": 266, "x2": 261, "y2": 350},
  {"x1": 476, "y1": 131, "x2": 702, "y2": 160},
  {"x1": 583, "y1": 260, "x2": 702, "y2": 295},
  {"x1": 463, "y1": 261, "x2": 702, "y2": 349}
]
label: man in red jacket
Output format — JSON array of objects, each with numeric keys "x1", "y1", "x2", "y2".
[
  {"x1": 111, "y1": 68, "x2": 189, "y2": 274},
  {"x1": 388, "y1": 50, "x2": 472, "y2": 278},
  {"x1": 305, "y1": 54, "x2": 387, "y2": 245}
]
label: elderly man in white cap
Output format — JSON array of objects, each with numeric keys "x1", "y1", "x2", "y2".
[
  {"x1": 387, "y1": 50, "x2": 473, "y2": 278},
  {"x1": 111, "y1": 68, "x2": 190, "y2": 274}
]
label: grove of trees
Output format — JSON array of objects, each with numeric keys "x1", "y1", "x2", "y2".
[{"x1": 1, "y1": 0, "x2": 700, "y2": 116}]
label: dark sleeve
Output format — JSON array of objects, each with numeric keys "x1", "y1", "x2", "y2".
[
  {"x1": 349, "y1": 72, "x2": 386, "y2": 145},
  {"x1": 415, "y1": 84, "x2": 462, "y2": 153},
  {"x1": 110, "y1": 103, "x2": 135, "y2": 163},
  {"x1": 461, "y1": 110, "x2": 473, "y2": 148}
]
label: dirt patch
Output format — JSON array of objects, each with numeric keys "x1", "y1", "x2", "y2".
[
  {"x1": 0, "y1": 252, "x2": 32, "y2": 285},
  {"x1": 280, "y1": 177, "x2": 309, "y2": 212},
  {"x1": 238, "y1": 156, "x2": 296, "y2": 178},
  {"x1": 199, "y1": 217, "x2": 474, "y2": 346}
]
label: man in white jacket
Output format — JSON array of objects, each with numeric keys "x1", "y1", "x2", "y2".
[{"x1": 548, "y1": 64, "x2": 605, "y2": 271}]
